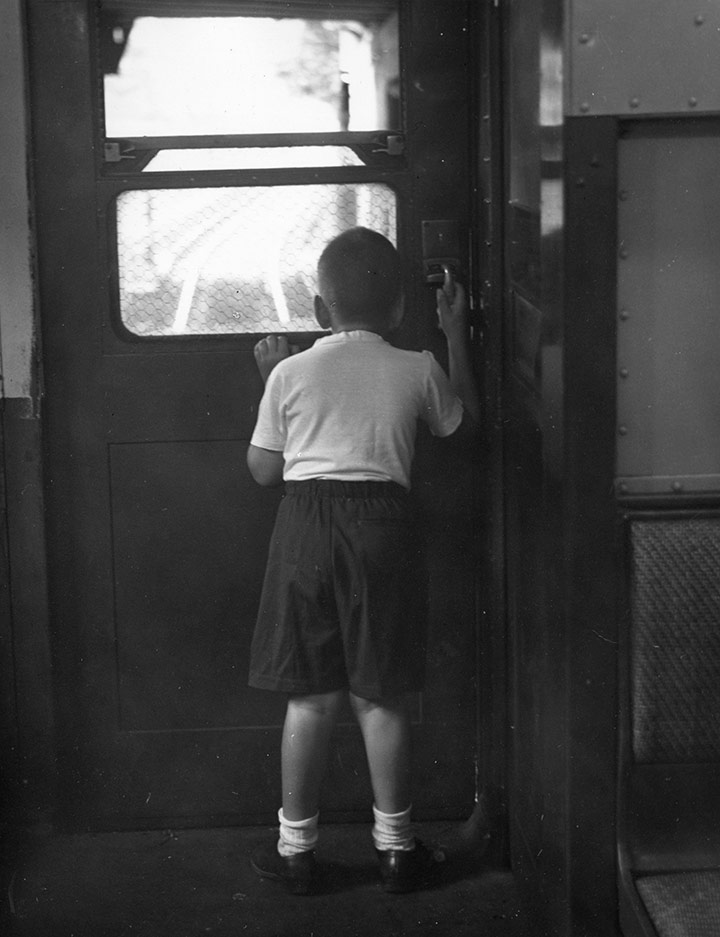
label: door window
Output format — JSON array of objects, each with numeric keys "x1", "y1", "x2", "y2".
[{"x1": 116, "y1": 182, "x2": 397, "y2": 336}]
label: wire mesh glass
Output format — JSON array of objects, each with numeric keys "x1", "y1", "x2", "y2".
[{"x1": 115, "y1": 183, "x2": 397, "y2": 336}]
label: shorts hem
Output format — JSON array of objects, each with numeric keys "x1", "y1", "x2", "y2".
[
  {"x1": 348, "y1": 682, "x2": 425, "y2": 701},
  {"x1": 249, "y1": 672, "x2": 348, "y2": 695},
  {"x1": 249, "y1": 672, "x2": 424, "y2": 699}
]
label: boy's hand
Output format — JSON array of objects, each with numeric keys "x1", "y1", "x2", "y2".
[
  {"x1": 436, "y1": 281, "x2": 469, "y2": 346},
  {"x1": 254, "y1": 334, "x2": 299, "y2": 385}
]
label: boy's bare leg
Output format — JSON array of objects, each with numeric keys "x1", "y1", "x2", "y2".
[
  {"x1": 351, "y1": 692, "x2": 440, "y2": 892},
  {"x1": 250, "y1": 691, "x2": 342, "y2": 891},
  {"x1": 350, "y1": 692, "x2": 412, "y2": 814},
  {"x1": 282, "y1": 690, "x2": 344, "y2": 821}
]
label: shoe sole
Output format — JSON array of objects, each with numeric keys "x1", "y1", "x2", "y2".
[{"x1": 249, "y1": 856, "x2": 313, "y2": 896}]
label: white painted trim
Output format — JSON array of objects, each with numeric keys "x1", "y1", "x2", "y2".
[{"x1": 0, "y1": 0, "x2": 35, "y2": 402}]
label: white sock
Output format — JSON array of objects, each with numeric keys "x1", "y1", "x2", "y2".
[
  {"x1": 372, "y1": 804, "x2": 415, "y2": 852},
  {"x1": 277, "y1": 808, "x2": 319, "y2": 857}
]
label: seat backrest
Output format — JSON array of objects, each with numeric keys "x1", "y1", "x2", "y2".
[
  {"x1": 618, "y1": 516, "x2": 720, "y2": 937},
  {"x1": 630, "y1": 518, "x2": 720, "y2": 766}
]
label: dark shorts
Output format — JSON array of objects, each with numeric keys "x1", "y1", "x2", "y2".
[{"x1": 248, "y1": 479, "x2": 428, "y2": 700}]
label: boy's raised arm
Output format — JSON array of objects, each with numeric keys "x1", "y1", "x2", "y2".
[
  {"x1": 436, "y1": 282, "x2": 481, "y2": 426},
  {"x1": 247, "y1": 335, "x2": 298, "y2": 486}
]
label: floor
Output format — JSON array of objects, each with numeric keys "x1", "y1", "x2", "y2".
[{"x1": 3, "y1": 821, "x2": 529, "y2": 937}]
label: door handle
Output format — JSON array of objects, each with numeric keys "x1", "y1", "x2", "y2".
[{"x1": 421, "y1": 219, "x2": 461, "y2": 286}]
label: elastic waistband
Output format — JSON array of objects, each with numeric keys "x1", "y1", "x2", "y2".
[{"x1": 284, "y1": 479, "x2": 408, "y2": 500}]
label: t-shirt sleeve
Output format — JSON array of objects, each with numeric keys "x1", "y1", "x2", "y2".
[
  {"x1": 421, "y1": 351, "x2": 464, "y2": 438},
  {"x1": 250, "y1": 368, "x2": 286, "y2": 452}
]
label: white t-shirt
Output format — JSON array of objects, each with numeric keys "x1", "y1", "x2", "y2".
[{"x1": 250, "y1": 330, "x2": 464, "y2": 489}]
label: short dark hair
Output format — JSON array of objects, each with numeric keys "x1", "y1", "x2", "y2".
[{"x1": 317, "y1": 227, "x2": 401, "y2": 327}]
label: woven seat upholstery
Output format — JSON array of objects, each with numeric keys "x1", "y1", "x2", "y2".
[
  {"x1": 631, "y1": 520, "x2": 720, "y2": 765},
  {"x1": 619, "y1": 519, "x2": 720, "y2": 937},
  {"x1": 636, "y1": 871, "x2": 720, "y2": 937}
]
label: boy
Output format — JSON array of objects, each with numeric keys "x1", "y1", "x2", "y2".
[{"x1": 246, "y1": 227, "x2": 479, "y2": 895}]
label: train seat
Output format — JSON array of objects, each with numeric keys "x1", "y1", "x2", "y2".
[{"x1": 618, "y1": 519, "x2": 720, "y2": 937}]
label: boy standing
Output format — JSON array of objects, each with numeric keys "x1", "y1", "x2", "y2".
[{"x1": 246, "y1": 227, "x2": 479, "y2": 895}]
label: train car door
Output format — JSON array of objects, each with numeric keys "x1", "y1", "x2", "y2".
[{"x1": 28, "y1": 0, "x2": 480, "y2": 828}]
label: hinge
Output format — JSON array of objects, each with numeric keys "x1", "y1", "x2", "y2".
[
  {"x1": 371, "y1": 134, "x2": 404, "y2": 157},
  {"x1": 104, "y1": 141, "x2": 135, "y2": 163},
  {"x1": 352, "y1": 133, "x2": 405, "y2": 167}
]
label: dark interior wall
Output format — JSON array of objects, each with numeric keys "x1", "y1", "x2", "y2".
[
  {"x1": 562, "y1": 116, "x2": 619, "y2": 935},
  {"x1": 503, "y1": 2, "x2": 620, "y2": 934},
  {"x1": 0, "y1": 404, "x2": 56, "y2": 833},
  {"x1": 472, "y1": 0, "x2": 508, "y2": 815},
  {"x1": 503, "y1": 0, "x2": 570, "y2": 924},
  {"x1": 0, "y1": 412, "x2": 19, "y2": 821}
]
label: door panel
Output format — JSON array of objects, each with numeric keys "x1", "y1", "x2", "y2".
[
  {"x1": 110, "y1": 440, "x2": 281, "y2": 731},
  {"x1": 29, "y1": 0, "x2": 478, "y2": 828}
]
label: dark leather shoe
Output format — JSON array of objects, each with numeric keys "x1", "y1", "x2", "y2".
[
  {"x1": 375, "y1": 839, "x2": 439, "y2": 893},
  {"x1": 250, "y1": 842, "x2": 316, "y2": 895}
]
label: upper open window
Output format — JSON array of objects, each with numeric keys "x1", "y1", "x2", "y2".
[{"x1": 100, "y1": 4, "x2": 400, "y2": 138}]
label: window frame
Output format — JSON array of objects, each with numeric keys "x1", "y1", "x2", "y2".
[
  {"x1": 100, "y1": 169, "x2": 409, "y2": 353},
  {"x1": 105, "y1": 173, "x2": 402, "y2": 344}
]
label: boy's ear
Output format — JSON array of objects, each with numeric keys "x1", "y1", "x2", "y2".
[
  {"x1": 314, "y1": 295, "x2": 331, "y2": 330},
  {"x1": 389, "y1": 295, "x2": 405, "y2": 331}
]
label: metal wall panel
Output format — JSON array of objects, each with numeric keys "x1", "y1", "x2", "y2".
[
  {"x1": 568, "y1": 0, "x2": 720, "y2": 117},
  {"x1": 617, "y1": 125, "x2": 720, "y2": 495}
]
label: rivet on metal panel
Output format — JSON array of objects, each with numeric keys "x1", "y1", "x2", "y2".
[
  {"x1": 619, "y1": 248, "x2": 629, "y2": 259},
  {"x1": 695, "y1": 14, "x2": 705, "y2": 26},
  {"x1": 619, "y1": 368, "x2": 629, "y2": 379},
  {"x1": 671, "y1": 481, "x2": 684, "y2": 493},
  {"x1": 688, "y1": 97, "x2": 698, "y2": 108},
  {"x1": 618, "y1": 482, "x2": 628, "y2": 494},
  {"x1": 619, "y1": 309, "x2": 630, "y2": 321},
  {"x1": 618, "y1": 425, "x2": 628, "y2": 436},
  {"x1": 576, "y1": 177, "x2": 586, "y2": 188},
  {"x1": 629, "y1": 97, "x2": 640, "y2": 109},
  {"x1": 590, "y1": 156, "x2": 600, "y2": 167},
  {"x1": 579, "y1": 32, "x2": 590, "y2": 44},
  {"x1": 580, "y1": 102, "x2": 590, "y2": 114}
]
